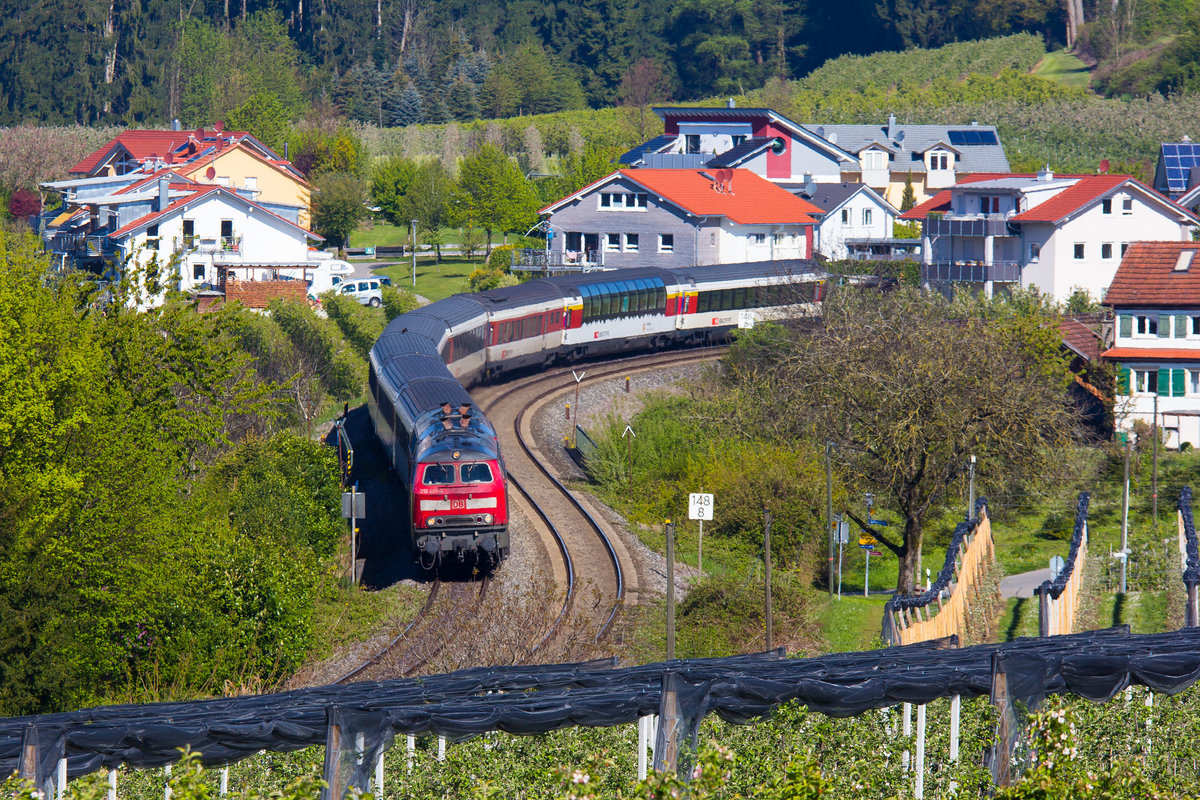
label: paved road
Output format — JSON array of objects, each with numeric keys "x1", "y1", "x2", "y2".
[{"x1": 1000, "y1": 567, "x2": 1053, "y2": 599}]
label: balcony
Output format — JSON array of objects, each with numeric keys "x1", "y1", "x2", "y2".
[
  {"x1": 924, "y1": 215, "x2": 1017, "y2": 239},
  {"x1": 513, "y1": 248, "x2": 605, "y2": 272},
  {"x1": 845, "y1": 238, "x2": 922, "y2": 262},
  {"x1": 921, "y1": 260, "x2": 1021, "y2": 283}
]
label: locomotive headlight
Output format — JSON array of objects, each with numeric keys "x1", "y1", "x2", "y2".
[{"x1": 484, "y1": 514, "x2": 493, "y2": 524}]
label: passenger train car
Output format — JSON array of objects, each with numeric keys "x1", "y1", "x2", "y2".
[{"x1": 367, "y1": 259, "x2": 826, "y2": 569}]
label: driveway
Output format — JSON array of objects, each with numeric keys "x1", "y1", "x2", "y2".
[{"x1": 1000, "y1": 567, "x2": 1053, "y2": 599}]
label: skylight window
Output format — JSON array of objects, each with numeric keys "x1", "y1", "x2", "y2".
[{"x1": 1175, "y1": 251, "x2": 1195, "y2": 272}]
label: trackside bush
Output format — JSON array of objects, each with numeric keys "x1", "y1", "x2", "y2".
[{"x1": 588, "y1": 397, "x2": 830, "y2": 556}]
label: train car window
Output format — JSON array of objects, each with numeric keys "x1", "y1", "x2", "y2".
[
  {"x1": 600, "y1": 284, "x2": 615, "y2": 318},
  {"x1": 460, "y1": 463, "x2": 493, "y2": 483},
  {"x1": 422, "y1": 463, "x2": 455, "y2": 485},
  {"x1": 632, "y1": 278, "x2": 648, "y2": 312},
  {"x1": 655, "y1": 282, "x2": 666, "y2": 310},
  {"x1": 581, "y1": 286, "x2": 594, "y2": 321},
  {"x1": 733, "y1": 287, "x2": 748, "y2": 308},
  {"x1": 620, "y1": 290, "x2": 631, "y2": 313},
  {"x1": 696, "y1": 291, "x2": 710, "y2": 313}
]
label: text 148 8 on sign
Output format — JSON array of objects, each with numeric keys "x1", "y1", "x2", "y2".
[{"x1": 688, "y1": 493, "x2": 714, "y2": 521}]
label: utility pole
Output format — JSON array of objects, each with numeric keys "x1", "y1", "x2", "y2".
[
  {"x1": 1121, "y1": 432, "x2": 1131, "y2": 595},
  {"x1": 764, "y1": 507, "x2": 773, "y2": 651},
  {"x1": 1153, "y1": 393, "x2": 1160, "y2": 530},
  {"x1": 825, "y1": 442, "x2": 834, "y2": 597},
  {"x1": 623, "y1": 425, "x2": 636, "y2": 492},
  {"x1": 410, "y1": 219, "x2": 418, "y2": 288},
  {"x1": 665, "y1": 520, "x2": 675, "y2": 660}
]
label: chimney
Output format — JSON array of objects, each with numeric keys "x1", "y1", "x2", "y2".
[
  {"x1": 157, "y1": 175, "x2": 170, "y2": 212},
  {"x1": 887, "y1": 113, "x2": 896, "y2": 141},
  {"x1": 1037, "y1": 164, "x2": 1054, "y2": 182},
  {"x1": 727, "y1": 98, "x2": 736, "y2": 108},
  {"x1": 172, "y1": 118, "x2": 181, "y2": 131}
]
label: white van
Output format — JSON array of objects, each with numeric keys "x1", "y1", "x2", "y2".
[{"x1": 338, "y1": 278, "x2": 383, "y2": 307}]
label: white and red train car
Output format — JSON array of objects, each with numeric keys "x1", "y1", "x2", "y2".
[{"x1": 367, "y1": 259, "x2": 826, "y2": 569}]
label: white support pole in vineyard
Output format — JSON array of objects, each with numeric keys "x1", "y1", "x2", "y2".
[
  {"x1": 108, "y1": 769, "x2": 117, "y2": 800},
  {"x1": 915, "y1": 704, "x2": 927, "y2": 798},
  {"x1": 902, "y1": 703, "x2": 912, "y2": 772},
  {"x1": 219, "y1": 767, "x2": 229, "y2": 796},
  {"x1": 437, "y1": 735, "x2": 446, "y2": 762},
  {"x1": 406, "y1": 735, "x2": 415, "y2": 774},
  {"x1": 374, "y1": 750, "x2": 384, "y2": 795}
]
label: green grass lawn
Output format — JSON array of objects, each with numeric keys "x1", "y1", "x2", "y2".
[
  {"x1": 349, "y1": 220, "x2": 464, "y2": 248},
  {"x1": 373, "y1": 256, "x2": 482, "y2": 302},
  {"x1": 1032, "y1": 49, "x2": 1093, "y2": 90},
  {"x1": 818, "y1": 593, "x2": 888, "y2": 652}
]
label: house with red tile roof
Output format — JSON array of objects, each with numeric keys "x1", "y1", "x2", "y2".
[
  {"x1": 68, "y1": 124, "x2": 312, "y2": 227},
  {"x1": 530, "y1": 168, "x2": 820, "y2": 270},
  {"x1": 1102, "y1": 241, "x2": 1200, "y2": 448},
  {"x1": 900, "y1": 170, "x2": 1199, "y2": 302},
  {"x1": 40, "y1": 168, "x2": 322, "y2": 309}
]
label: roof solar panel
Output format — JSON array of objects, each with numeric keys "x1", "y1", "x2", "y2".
[
  {"x1": 1165, "y1": 144, "x2": 1179, "y2": 156},
  {"x1": 947, "y1": 129, "x2": 998, "y2": 146}
]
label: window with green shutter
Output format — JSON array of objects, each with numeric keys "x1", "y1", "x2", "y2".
[
  {"x1": 1118, "y1": 366, "x2": 1131, "y2": 395},
  {"x1": 1119, "y1": 315, "x2": 1133, "y2": 338},
  {"x1": 1158, "y1": 316, "x2": 1171, "y2": 338},
  {"x1": 1158, "y1": 368, "x2": 1171, "y2": 395},
  {"x1": 1174, "y1": 368, "x2": 1187, "y2": 397},
  {"x1": 1177, "y1": 315, "x2": 1189, "y2": 338}
]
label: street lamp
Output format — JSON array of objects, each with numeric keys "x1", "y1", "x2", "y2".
[{"x1": 410, "y1": 219, "x2": 418, "y2": 288}]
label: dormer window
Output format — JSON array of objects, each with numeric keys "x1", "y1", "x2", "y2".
[
  {"x1": 980, "y1": 196, "x2": 1000, "y2": 214},
  {"x1": 685, "y1": 135, "x2": 701, "y2": 154},
  {"x1": 862, "y1": 150, "x2": 886, "y2": 170},
  {"x1": 930, "y1": 151, "x2": 951, "y2": 170}
]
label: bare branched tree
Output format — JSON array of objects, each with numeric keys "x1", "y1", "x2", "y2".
[{"x1": 722, "y1": 286, "x2": 1076, "y2": 594}]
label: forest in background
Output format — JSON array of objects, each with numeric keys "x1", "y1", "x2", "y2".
[{"x1": 5, "y1": 0, "x2": 1200, "y2": 128}]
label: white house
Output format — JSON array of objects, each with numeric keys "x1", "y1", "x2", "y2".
[
  {"x1": 796, "y1": 182, "x2": 902, "y2": 260},
  {"x1": 530, "y1": 168, "x2": 819, "y2": 270},
  {"x1": 903, "y1": 170, "x2": 1199, "y2": 302},
  {"x1": 1103, "y1": 241, "x2": 1200, "y2": 448},
  {"x1": 41, "y1": 168, "x2": 322, "y2": 308}
]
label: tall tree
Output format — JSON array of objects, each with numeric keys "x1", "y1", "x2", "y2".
[
  {"x1": 617, "y1": 58, "x2": 673, "y2": 139},
  {"x1": 311, "y1": 172, "x2": 368, "y2": 250},
  {"x1": 402, "y1": 160, "x2": 454, "y2": 260},
  {"x1": 721, "y1": 287, "x2": 1075, "y2": 594},
  {"x1": 450, "y1": 144, "x2": 539, "y2": 255}
]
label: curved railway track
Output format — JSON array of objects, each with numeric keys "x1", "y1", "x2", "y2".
[{"x1": 334, "y1": 346, "x2": 726, "y2": 681}]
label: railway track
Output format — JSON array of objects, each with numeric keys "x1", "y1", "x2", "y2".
[
  {"x1": 332, "y1": 346, "x2": 725, "y2": 681},
  {"x1": 476, "y1": 346, "x2": 727, "y2": 651}
]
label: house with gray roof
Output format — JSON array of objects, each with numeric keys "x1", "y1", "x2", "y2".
[
  {"x1": 615, "y1": 105, "x2": 1011, "y2": 212},
  {"x1": 808, "y1": 115, "x2": 1011, "y2": 208},
  {"x1": 795, "y1": 182, "x2": 912, "y2": 261}
]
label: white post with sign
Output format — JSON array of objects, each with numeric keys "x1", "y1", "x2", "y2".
[{"x1": 688, "y1": 493, "x2": 714, "y2": 575}]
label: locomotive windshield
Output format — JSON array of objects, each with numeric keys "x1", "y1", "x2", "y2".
[
  {"x1": 422, "y1": 464, "x2": 456, "y2": 485},
  {"x1": 460, "y1": 463, "x2": 494, "y2": 483}
]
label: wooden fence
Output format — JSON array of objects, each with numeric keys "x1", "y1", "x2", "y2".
[
  {"x1": 1178, "y1": 487, "x2": 1199, "y2": 627},
  {"x1": 1036, "y1": 494, "x2": 1089, "y2": 637},
  {"x1": 883, "y1": 503, "x2": 997, "y2": 646}
]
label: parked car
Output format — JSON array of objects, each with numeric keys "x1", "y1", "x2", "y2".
[
  {"x1": 378, "y1": 275, "x2": 392, "y2": 286},
  {"x1": 339, "y1": 278, "x2": 383, "y2": 307}
]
